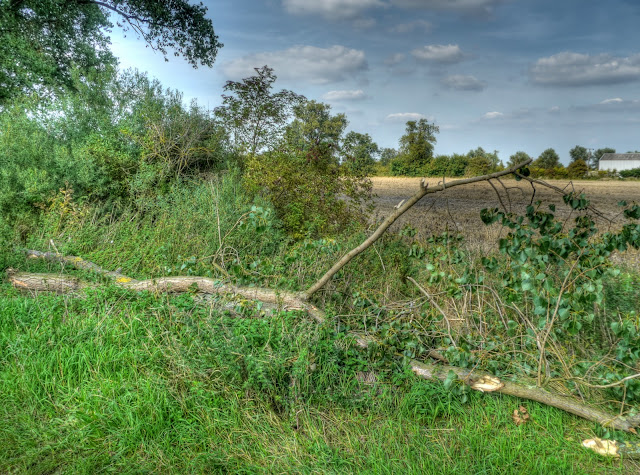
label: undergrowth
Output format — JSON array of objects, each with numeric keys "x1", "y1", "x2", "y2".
[
  {"x1": 2, "y1": 175, "x2": 640, "y2": 472},
  {"x1": 0, "y1": 285, "x2": 629, "y2": 473}
]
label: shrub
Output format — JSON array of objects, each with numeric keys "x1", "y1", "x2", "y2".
[
  {"x1": 620, "y1": 167, "x2": 640, "y2": 178},
  {"x1": 567, "y1": 159, "x2": 588, "y2": 178},
  {"x1": 244, "y1": 150, "x2": 371, "y2": 239}
]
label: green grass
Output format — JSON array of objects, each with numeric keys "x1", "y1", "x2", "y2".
[
  {"x1": 0, "y1": 284, "x2": 632, "y2": 473},
  {"x1": 3, "y1": 176, "x2": 640, "y2": 473}
]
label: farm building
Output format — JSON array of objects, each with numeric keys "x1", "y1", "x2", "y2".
[{"x1": 598, "y1": 153, "x2": 640, "y2": 171}]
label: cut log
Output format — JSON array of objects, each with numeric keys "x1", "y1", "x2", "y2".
[{"x1": 410, "y1": 361, "x2": 640, "y2": 434}]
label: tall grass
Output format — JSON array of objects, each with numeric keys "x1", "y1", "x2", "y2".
[
  {"x1": 0, "y1": 285, "x2": 629, "y2": 473},
  {"x1": 1, "y1": 175, "x2": 638, "y2": 473}
]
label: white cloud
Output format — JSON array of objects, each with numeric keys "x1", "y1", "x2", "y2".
[
  {"x1": 385, "y1": 112, "x2": 428, "y2": 122},
  {"x1": 384, "y1": 53, "x2": 406, "y2": 66},
  {"x1": 530, "y1": 52, "x2": 640, "y2": 86},
  {"x1": 600, "y1": 97, "x2": 623, "y2": 104},
  {"x1": 441, "y1": 74, "x2": 486, "y2": 91},
  {"x1": 412, "y1": 44, "x2": 465, "y2": 64},
  {"x1": 481, "y1": 111, "x2": 504, "y2": 120},
  {"x1": 572, "y1": 97, "x2": 640, "y2": 113},
  {"x1": 282, "y1": 0, "x2": 384, "y2": 19},
  {"x1": 549, "y1": 106, "x2": 560, "y2": 112},
  {"x1": 390, "y1": 20, "x2": 432, "y2": 34},
  {"x1": 322, "y1": 89, "x2": 369, "y2": 101},
  {"x1": 222, "y1": 45, "x2": 368, "y2": 84}
]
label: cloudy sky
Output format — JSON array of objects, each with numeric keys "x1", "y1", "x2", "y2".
[{"x1": 110, "y1": 0, "x2": 640, "y2": 164}]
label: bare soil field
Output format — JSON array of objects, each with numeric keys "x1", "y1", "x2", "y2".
[{"x1": 370, "y1": 177, "x2": 640, "y2": 263}]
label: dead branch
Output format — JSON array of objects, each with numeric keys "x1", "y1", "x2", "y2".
[
  {"x1": 7, "y1": 261, "x2": 640, "y2": 433},
  {"x1": 302, "y1": 159, "x2": 533, "y2": 299},
  {"x1": 410, "y1": 360, "x2": 640, "y2": 434}
]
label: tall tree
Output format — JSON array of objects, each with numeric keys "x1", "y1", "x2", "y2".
[
  {"x1": 0, "y1": 0, "x2": 222, "y2": 104},
  {"x1": 379, "y1": 147, "x2": 398, "y2": 166},
  {"x1": 214, "y1": 66, "x2": 303, "y2": 155},
  {"x1": 534, "y1": 148, "x2": 561, "y2": 169},
  {"x1": 341, "y1": 131, "x2": 379, "y2": 175},
  {"x1": 507, "y1": 151, "x2": 531, "y2": 168},
  {"x1": 391, "y1": 118, "x2": 439, "y2": 176},
  {"x1": 569, "y1": 145, "x2": 589, "y2": 163},
  {"x1": 284, "y1": 100, "x2": 347, "y2": 164}
]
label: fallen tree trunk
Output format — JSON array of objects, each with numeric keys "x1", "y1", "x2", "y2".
[
  {"x1": 7, "y1": 263, "x2": 640, "y2": 433},
  {"x1": 6, "y1": 268, "x2": 328, "y2": 326},
  {"x1": 410, "y1": 361, "x2": 640, "y2": 434}
]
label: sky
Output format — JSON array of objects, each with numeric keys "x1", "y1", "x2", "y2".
[{"x1": 109, "y1": 0, "x2": 640, "y2": 165}]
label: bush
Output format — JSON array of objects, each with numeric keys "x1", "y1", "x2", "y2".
[
  {"x1": 567, "y1": 159, "x2": 588, "y2": 178},
  {"x1": 620, "y1": 167, "x2": 640, "y2": 178},
  {"x1": 244, "y1": 150, "x2": 371, "y2": 239},
  {"x1": 0, "y1": 69, "x2": 233, "y2": 233}
]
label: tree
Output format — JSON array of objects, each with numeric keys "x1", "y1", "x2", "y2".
[
  {"x1": 567, "y1": 159, "x2": 588, "y2": 178},
  {"x1": 0, "y1": 0, "x2": 222, "y2": 104},
  {"x1": 341, "y1": 131, "x2": 379, "y2": 176},
  {"x1": 391, "y1": 119, "x2": 439, "y2": 176},
  {"x1": 245, "y1": 100, "x2": 370, "y2": 238},
  {"x1": 379, "y1": 147, "x2": 398, "y2": 166},
  {"x1": 507, "y1": 151, "x2": 531, "y2": 168},
  {"x1": 534, "y1": 148, "x2": 561, "y2": 169},
  {"x1": 592, "y1": 147, "x2": 615, "y2": 169},
  {"x1": 214, "y1": 66, "x2": 304, "y2": 155},
  {"x1": 569, "y1": 145, "x2": 589, "y2": 163},
  {"x1": 284, "y1": 100, "x2": 347, "y2": 164},
  {"x1": 466, "y1": 147, "x2": 501, "y2": 175}
]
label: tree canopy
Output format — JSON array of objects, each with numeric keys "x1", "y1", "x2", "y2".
[
  {"x1": 215, "y1": 66, "x2": 303, "y2": 155},
  {"x1": 569, "y1": 145, "x2": 589, "y2": 163},
  {"x1": 507, "y1": 151, "x2": 531, "y2": 168},
  {"x1": 534, "y1": 148, "x2": 561, "y2": 169},
  {"x1": 0, "y1": 0, "x2": 222, "y2": 104},
  {"x1": 390, "y1": 119, "x2": 439, "y2": 176},
  {"x1": 341, "y1": 131, "x2": 379, "y2": 175}
]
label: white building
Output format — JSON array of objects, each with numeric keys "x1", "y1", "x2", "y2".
[{"x1": 599, "y1": 153, "x2": 640, "y2": 171}]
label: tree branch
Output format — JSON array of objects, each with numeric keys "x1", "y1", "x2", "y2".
[
  {"x1": 301, "y1": 159, "x2": 533, "y2": 300},
  {"x1": 410, "y1": 360, "x2": 640, "y2": 434}
]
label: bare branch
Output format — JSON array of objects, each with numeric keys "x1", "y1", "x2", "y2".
[{"x1": 302, "y1": 159, "x2": 533, "y2": 300}]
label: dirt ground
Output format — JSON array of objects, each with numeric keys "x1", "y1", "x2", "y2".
[{"x1": 370, "y1": 177, "x2": 640, "y2": 261}]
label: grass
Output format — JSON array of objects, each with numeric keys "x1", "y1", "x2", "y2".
[
  {"x1": 2, "y1": 177, "x2": 640, "y2": 473},
  {"x1": 0, "y1": 284, "x2": 631, "y2": 473}
]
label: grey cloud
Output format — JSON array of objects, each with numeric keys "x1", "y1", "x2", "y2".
[
  {"x1": 384, "y1": 53, "x2": 406, "y2": 65},
  {"x1": 441, "y1": 74, "x2": 486, "y2": 91},
  {"x1": 412, "y1": 44, "x2": 465, "y2": 64},
  {"x1": 222, "y1": 45, "x2": 368, "y2": 85},
  {"x1": 354, "y1": 17, "x2": 377, "y2": 29},
  {"x1": 282, "y1": 0, "x2": 384, "y2": 20},
  {"x1": 530, "y1": 52, "x2": 640, "y2": 87},
  {"x1": 391, "y1": 0, "x2": 507, "y2": 15},
  {"x1": 389, "y1": 20, "x2": 432, "y2": 33}
]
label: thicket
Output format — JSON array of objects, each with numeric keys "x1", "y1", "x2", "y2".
[{"x1": 0, "y1": 68, "x2": 232, "y2": 243}]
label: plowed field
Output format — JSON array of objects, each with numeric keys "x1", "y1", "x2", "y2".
[{"x1": 371, "y1": 177, "x2": 640, "y2": 262}]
